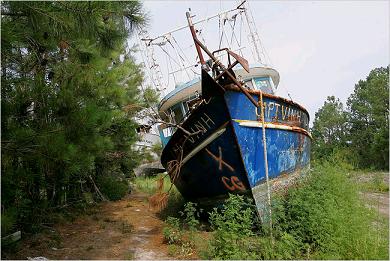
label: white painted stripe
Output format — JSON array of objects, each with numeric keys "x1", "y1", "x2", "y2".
[
  {"x1": 181, "y1": 127, "x2": 226, "y2": 165},
  {"x1": 233, "y1": 119, "x2": 312, "y2": 139}
]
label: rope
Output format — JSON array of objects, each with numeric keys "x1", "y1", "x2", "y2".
[
  {"x1": 259, "y1": 91, "x2": 273, "y2": 241},
  {"x1": 171, "y1": 35, "x2": 195, "y2": 78},
  {"x1": 136, "y1": 31, "x2": 163, "y2": 92},
  {"x1": 218, "y1": 14, "x2": 224, "y2": 49},
  {"x1": 227, "y1": 14, "x2": 241, "y2": 49},
  {"x1": 167, "y1": 36, "x2": 191, "y2": 81}
]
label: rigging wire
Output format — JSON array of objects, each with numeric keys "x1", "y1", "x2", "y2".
[
  {"x1": 171, "y1": 35, "x2": 196, "y2": 77},
  {"x1": 136, "y1": 31, "x2": 162, "y2": 92},
  {"x1": 227, "y1": 14, "x2": 242, "y2": 50},
  {"x1": 239, "y1": 11, "x2": 244, "y2": 57},
  {"x1": 218, "y1": 14, "x2": 224, "y2": 49},
  {"x1": 166, "y1": 35, "x2": 191, "y2": 81},
  {"x1": 157, "y1": 42, "x2": 181, "y2": 68}
]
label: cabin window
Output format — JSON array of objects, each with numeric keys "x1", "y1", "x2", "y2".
[
  {"x1": 253, "y1": 77, "x2": 273, "y2": 93},
  {"x1": 171, "y1": 104, "x2": 184, "y2": 124}
]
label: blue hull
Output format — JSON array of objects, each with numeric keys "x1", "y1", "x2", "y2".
[{"x1": 161, "y1": 88, "x2": 311, "y2": 214}]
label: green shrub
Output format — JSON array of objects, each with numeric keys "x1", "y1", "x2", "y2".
[
  {"x1": 162, "y1": 202, "x2": 201, "y2": 258},
  {"x1": 163, "y1": 216, "x2": 182, "y2": 244},
  {"x1": 272, "y1": 161, "x2": 389, "y2": 259},
  {"x1": 180, "y1": 202, "x2": 201, "y2": 231},
  {"x1": 208, "y1": 194, "x2": 258, "y2": 259},
  {"x1": 97, "y1": 175, "x2": 128, "y2": 201},
  {"x1": 204, "y1": 161, "x2": 389, "y2": 260}
]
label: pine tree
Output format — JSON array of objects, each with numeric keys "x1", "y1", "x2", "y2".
[{"x1": 1, "y1": 1, "x2": 146, "y2": 232}]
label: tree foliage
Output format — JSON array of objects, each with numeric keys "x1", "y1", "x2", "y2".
[
  {"x1": 347, "y1": 67, "x2": 389, "y2": 170},
  {"x1": 1, "y1": 1, "x2": 146, "y2": 232},
  {"x1": 311, "y1": 96, "x2": 348, "y2": 160},
  {"x1": 312, "y1": 66, "x2": 389, "y2": 170}
]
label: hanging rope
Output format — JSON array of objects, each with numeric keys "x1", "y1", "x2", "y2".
[
  {"x1": 157, "y1": 43, "x2": 181, "y2": 68},
  {"x1": 259, "y1": 91, "x2": 273, "y2": 242},
  {"x1": 218, "y1": 14, "x2": 224, "y2": 49},
  {"x1": 167, "y1": 36, "x2": 191, "y2": 81},
  {"x1": 227, "y1": 14, "x2": 241, "y2": 50}
]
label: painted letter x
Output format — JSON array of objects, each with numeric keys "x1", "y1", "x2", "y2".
[{"x1": 205, "y1": 147, "x2": 234, "y2": 172}]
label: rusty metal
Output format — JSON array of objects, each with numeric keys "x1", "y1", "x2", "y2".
[
  {"x1": 215, "y1": 61, "x2": 239, "y2": 81},
  {"x1": 192, "y1": 37, "x2": 259, "y2": 107},
  {"x1": 212, "y1": 47, "x2": 230, "y2": 57},
  {"x1": 186, "y1": 12, "x2": 206, "y2": 65},
  {"x1": 227, "y1": 50, "x2": 249, "y2": 73},
  {"x1": 185, "y1": 15, "x2": 257, "y2": 107}
]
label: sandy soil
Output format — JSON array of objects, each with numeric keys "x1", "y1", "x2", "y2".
[
  {"x1": 362, "y1": 192, "x2": 389, "y2": 218},
  {"x1": 5, "y1": 192, "x2": 170, "y2": 260}
]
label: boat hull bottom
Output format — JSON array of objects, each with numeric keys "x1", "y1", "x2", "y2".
[{"x1": 251, "y1": 164, "x2": 310, "y2": 222}]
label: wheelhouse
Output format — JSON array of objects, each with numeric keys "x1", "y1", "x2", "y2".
[{"x1": 157, "y1": 66, "x2": 280, "y2": 147}]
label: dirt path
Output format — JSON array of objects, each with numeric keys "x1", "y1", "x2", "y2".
[
  {"x1": 6, "y1": 192, "x2": 170, "y2": 260},
  {"x1": 362, "y1": 192, "x2": 389, "y2": 218}
]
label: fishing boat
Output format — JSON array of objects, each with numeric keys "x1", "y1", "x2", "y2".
[{"x1": 141, "y1": 1, "x2": 311, "y2": 220}]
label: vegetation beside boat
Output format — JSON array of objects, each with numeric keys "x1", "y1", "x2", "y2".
[{"x1": 157, "y1": 158, "x2": 389, "y2": 260}]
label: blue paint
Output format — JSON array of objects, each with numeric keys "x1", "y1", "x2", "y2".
[
  {"x1": 158, "y1": 127, "x2": 171, "y2": 147},
  {"x1": 231, "y1": 121, "x2": 310, "y2": 187},
  {"x1": 160, "y1": 88, "x2": 311, "y2": 205}
]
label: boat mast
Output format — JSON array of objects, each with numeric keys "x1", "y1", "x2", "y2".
[
  {"x1": 186, "y1": 11, "x2": 206, "y2": 66},
  {"x1": 240, "y1": 0, "x2": 264, "y2": 64}
]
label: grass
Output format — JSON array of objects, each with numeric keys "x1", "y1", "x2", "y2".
[
  {"x1": 351, "y1": 171, "x2": 389, "y2": 193},
  {"x1": 160, "y1": 160, "x2": 389, "y2": 260},
  {"x1": 269, "y1": 162, "x2": 389, "y2": 259},
  {"x1": 133, "y1": 174, "x2": 186, "y2": 219},
  {"x1": 132, "y1": 174, "x2": 172, "y2": 195}
]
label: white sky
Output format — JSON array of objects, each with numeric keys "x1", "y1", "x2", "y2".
[{"x1": 140, "y1": 0, "x2": 389, "y2": 125}]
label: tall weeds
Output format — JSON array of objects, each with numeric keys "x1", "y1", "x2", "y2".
[{"x1": 205, "y1": 160, "x2": 389, "y2": 259}]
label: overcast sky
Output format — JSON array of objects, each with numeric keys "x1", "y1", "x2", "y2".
[{"x1": 140, "y1": 0, "x2": 389, "y2": 124}]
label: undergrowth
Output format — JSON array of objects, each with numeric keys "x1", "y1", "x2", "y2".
[
  {"x1": 162, "y1": 202, "x2": 202, "y2": 259},
  {"x1": 133, "y1": 174, "x2": 171, "y2": 195},
  {"x1": 97, "y1": 175, "x2": 129, "y2": 201},
  {"x1": 270, "y1": 161, "x2": 388, "y2": 259},
  {"x1": 161, "y1": 159, "x2": 389, "y2": 260}
]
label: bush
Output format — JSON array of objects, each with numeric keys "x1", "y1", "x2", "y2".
[
  {"x1": 208, "y1": 194, "x2": 258, "y2": 259},
  {"x1": 162, "y1": 201, "x2": 202, "y2": 258},
  {"x1": 97, "y1": 175, "x2": 129, "y2": 201},
  {"x1": 271, "y1": 161, "x2": 389, "y2": 259},
  {"x1": 180, "y1": 202, "x2": 201, "y2": 231},
  {"x1": 163, "y1": 216, "x2": 182, "y2": 244},
  {"x1": 204, "y1": 161, "x2": 389, "y2": 260}
]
